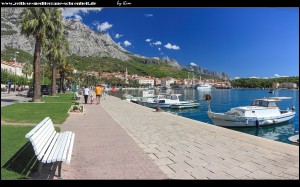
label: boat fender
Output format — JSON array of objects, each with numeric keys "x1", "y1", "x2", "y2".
[
  {"x1": 255, "y1": 119, "x2": 259, "y2": 128},
  {"x1": 204, "y1": 94, "x2": 212, "y2": 101},
  {"x1": 245, "y1": 119, "x2": 248, "y2": 125}
]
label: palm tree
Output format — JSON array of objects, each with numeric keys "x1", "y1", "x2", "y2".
[
  {"x1": 58, "y1": 58, "x2": 71, "y2": 93},
  {"x1": 44, "y1": 9, "x2": 70, "y2": 96},
  {"x1": 22, "y1": 62, "x2": 33, "y2": 79},
  {"x1": 20, "y1": 8, "x2": 62, "y2": 102}
]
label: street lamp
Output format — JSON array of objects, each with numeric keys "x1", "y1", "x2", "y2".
[
  {"x1": 73, "y1": 69, "x2": 77, "y2": 92},
  {"x1": 14, "y1": 51, "x2": 19, "y2": 92}
]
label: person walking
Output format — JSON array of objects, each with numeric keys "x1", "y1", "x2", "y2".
[
  {"x1": 95, "y1": 84, "x2": 102, "y2": 105},
  {"x1": 90, "y1": 94, "x2": 94, "y2": 104},
  {"x1": 102, "y1": 85, "x2": 107, "y2": 100},
  {"x1": 83, "y1": 85, "x2": 90, "y2": 104}
]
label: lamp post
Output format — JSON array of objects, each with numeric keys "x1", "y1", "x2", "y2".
[
  {"x1": 72, "y1": 69, "x2": 77, "y2": 92},
  {"x1": 14, "y1": 51, "x2": 19, "y2": 92},
  {"x1": 41, "y1": 59, "x2": 44, "y2": 85}
]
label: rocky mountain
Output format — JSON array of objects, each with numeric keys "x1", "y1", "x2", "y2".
[
  {"x1": 186, "y1": 64, "x2": 230, "y2": 80},
  {"x1": 1, "y1": 7, "x2": 229, "y2": 80}
]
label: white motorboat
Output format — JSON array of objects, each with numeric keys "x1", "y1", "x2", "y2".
[
  {"x1": 145, "y1": 93, "x2": 189, "y2": 108},
  {"x1": 195, "y1": 83, "x2": 212, "y2": 90},
  {"x1": 207, "y1": 97, "x2": 296, "y2": 127},
  {"x1": 170, "y1": 101, "x2": 200, "y2": 109},
  {"x1": 195, "y1": 75, "x2": 212, "y2": 90}
]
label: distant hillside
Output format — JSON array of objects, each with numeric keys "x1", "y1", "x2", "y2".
[{"x1": 1, "y1": 7, "x2": 230, "y2": 80}]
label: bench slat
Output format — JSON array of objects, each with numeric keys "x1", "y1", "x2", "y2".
[
  {"x1": 30, "y1": 119, "x2": 53, "y2": 145},
  {"x1": 32, "y1": 123, "x2": 55, "y2": 153},
  {"x1": 54, "y1": 132, "x2": 70, "y2": 162},
  {"x1": 25, "y1": 117, "x2": 50, "y2": 138},
  {"x1": 46, "y1": 133, "x2": 65, "y2": 163},
  {"x1": 65, "y1": 132, "x2": 75, "y2": 164},
  {"x1": 61, "y1": 132, "x2": 72, "y2": 162},
  {"x1": 37, "y1": 131, "x2": 57, "y2": 160},
  {"x1": 42, "y1": 133, "x2": 59, "y2": 163}
]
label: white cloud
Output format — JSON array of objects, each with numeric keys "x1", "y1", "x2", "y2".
[
  {"x1": 158, "y1": 48, "x2": 161, "y2": 51},
  {"x1": 153, "y1": 41, "x2": 162, "y2": 45},
  {"x1": 249, "y1": 76, "x2": 258, "y2": 79},
  {"x1": 74, "y1": 15, "x2": 82, "y2": 21},
  {"x1": 234, "y1": 77, "x2": 240, "y2": 79},
  {"x1": 274, "y1": 74, "x2": 289, "y2": 78},
  {"x1": 145, "y1": 14, "x2": 153, "y2": 17},
  {"x1": 164, "y1": 43, "x2": 180, "y2": 50},
  {"x1": 115, "y1": 34, "x2": 123, "y2": 39},
  {"x1": 62, "y1": 8, "x2": 102, "y2": 18},
  {"x1": 145, "y1": 39, "x2": 151, "y2": 42},
  {"x1": 97, "y1": 22, "x2": 112, "y2": 31},
  {"x1": 124, "y1": 40, "x2": 132, "y2": 47},
  {"x1": 190, "y1": 62, "x2": 198, "y2": 66}
]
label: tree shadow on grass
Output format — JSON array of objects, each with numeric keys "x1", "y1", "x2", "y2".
[{"x1": 2, "y1": 142, "x2": 59, "y2": 180}]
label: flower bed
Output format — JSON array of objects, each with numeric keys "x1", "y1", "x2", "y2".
[{"x1": 68, "y1": 105, "x2": 85, "y2": 114}]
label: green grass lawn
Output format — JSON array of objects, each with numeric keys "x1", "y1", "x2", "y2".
[
  {"x1": 1, "y1": 93, "x2": 76, "y2": 124},
  {"x1": 1, "y1": 125, "x2": 38, "y2": 179},
  {"x1": 1, "y1": 103, "x2": 71, "y2": 124},
  {"x1": 41, "y1": 93, "x2": 76, "y2": 103},
  {"x1": 1, "y1": 125, "x2": 61, "y2": 180}
]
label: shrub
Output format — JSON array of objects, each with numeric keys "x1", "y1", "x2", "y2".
[{"x1": 73, "y1": 105, "x2": 79, "y2": 110}]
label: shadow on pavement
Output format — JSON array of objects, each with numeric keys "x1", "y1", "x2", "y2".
[{"x1": 1, "y1": 98, "x2": 18, "y2": 102}]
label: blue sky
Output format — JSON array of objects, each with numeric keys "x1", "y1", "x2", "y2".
[{"x1": 62, "y1": 8, "x2": 299, "y2": 79}]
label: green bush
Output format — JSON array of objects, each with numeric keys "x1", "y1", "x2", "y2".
[{"x1": 72, "y1": 105, "x2": 79, "y2": 110}]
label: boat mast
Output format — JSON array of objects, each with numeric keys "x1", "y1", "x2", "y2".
[{"x1": 192, "y1": 73, "x2": 194, "y2": 85}]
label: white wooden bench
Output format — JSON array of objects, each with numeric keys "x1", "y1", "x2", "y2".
[
  {"x1": 74, "y1": 92, "x2": 81, "y2": 100},
  {"x1": 25, "y1": 117, "x2": 75, "y2": 178}
]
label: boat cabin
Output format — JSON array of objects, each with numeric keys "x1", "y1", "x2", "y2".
[{"x1": 250, "y1": 98, "x2": 279, "y2": 108}]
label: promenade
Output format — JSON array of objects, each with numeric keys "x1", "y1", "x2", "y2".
[{"x1": 43, "y1": 94, "x2": 299, "y2": 179}]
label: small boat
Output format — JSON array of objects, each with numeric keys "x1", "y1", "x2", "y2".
[
  {"x1": 170, "y1": 101, "x2": 200, "y2": 109},
  {"x1": 288, "y1": 134, "x2": 299, "y2": 145},
  {"x1": 195, "y1": 83, "x2": 212, "y2": 90},
  {"x1": 207, "y1": 97, "x2": 296, "y2": 127},
  {"x1": 268, "y1": 89, "x2": 276, "y2": 94},
  {"x1": 195, "y1": 75, "x2": 212, "y2": 90},
  {"x1": 145, "y1": 93, "x2": 189, "y2": 108},
  {"x1": 215, "y1": 85, "x2": 231, "y2": 89}
]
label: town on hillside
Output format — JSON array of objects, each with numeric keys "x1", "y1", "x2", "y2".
[{"x1": 1, "y1": 59, "x2": 298, "y2": 92}]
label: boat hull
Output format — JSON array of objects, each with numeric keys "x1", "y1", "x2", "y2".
[
  {"x1": 207, "y1": 111, "x2": 295, "y2": 127},
  {"x1": 170, "y1": 103, "x2": 200, "y2": 109},
  {"x1": 288, "y1": 134, "x2": 299, "y2": 144}
]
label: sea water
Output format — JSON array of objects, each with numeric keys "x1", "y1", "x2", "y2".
[{"x1": 114, "y1": 88, "x2": 299, "y2": 145}]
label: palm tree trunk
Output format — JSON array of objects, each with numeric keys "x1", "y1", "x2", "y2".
[
  {"x1": 33, "y1": 34, "x2": 42, "y2": 102},
  {"x1": 59, "y1": 71, "x2": 63, "y2": 93},
  {"x1": 51, "y1": 63, "x2": 56, "y2": 96}
]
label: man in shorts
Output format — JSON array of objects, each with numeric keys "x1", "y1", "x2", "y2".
[{"x1": 95, "y1": 84, "x2": 102, "y2": 105}]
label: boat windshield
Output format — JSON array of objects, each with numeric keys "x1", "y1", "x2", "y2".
[
  {"x1": 251, "y1": 100, "x2": 262, "y2": 106},
  {"x1": 251, "y1": 100, "x2": 278, "y2": 107}
]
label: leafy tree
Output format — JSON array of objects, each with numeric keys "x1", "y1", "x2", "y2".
[
  {"x1": 22, "y1": 61, "x2": 33, "y2": 79},
  {"x1": 20, "y1": 8, "x2": 61, "y2": 102},
  {"x1": 44, "y1": 8, "x2": 70, "y2": 96}
]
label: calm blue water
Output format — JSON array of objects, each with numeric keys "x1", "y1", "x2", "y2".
[{"x1": 112, "y1": 88, "x2": 299, "y2": 145}]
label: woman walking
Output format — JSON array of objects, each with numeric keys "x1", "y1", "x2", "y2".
[{"x1": 83, "y1": 85, "x2": 90, "y2": 104}]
